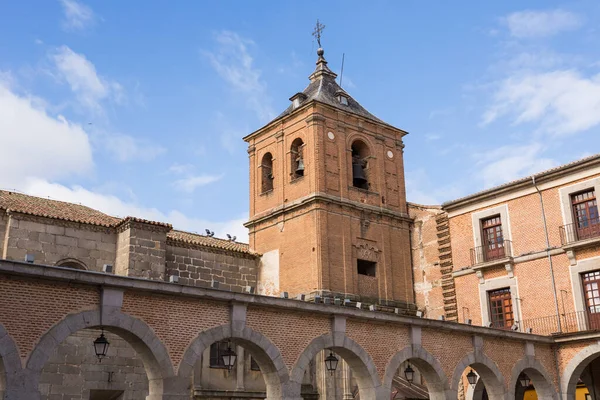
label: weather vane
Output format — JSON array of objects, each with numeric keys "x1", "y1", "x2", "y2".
[{"x1": 312, "y1": 19, "x2": 325, "y2": 48}]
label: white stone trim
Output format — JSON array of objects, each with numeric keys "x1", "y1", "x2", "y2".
[
  {"x1": 479, "y1": 276, "x2": 521, "y2": 326},
  {"x1": 471, "y1": 204, "x2": 512, "y2": 250},
  {"x1": 569, "y1": 256, "x2": 600, "y2": 314},
  {"x1": 559, "y1": 177, "x2": 600, "y2": 226}
]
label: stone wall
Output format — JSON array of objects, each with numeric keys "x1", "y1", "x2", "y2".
[
  {"x1": 39, "y1": 329, "x2": 148, "y2": 400},
  {"x1": 1, "y1": 213, "x2": 116, "y2": 271},
  {"x1": 165, "y1": 245, "x2": 258, "y2": 292}
]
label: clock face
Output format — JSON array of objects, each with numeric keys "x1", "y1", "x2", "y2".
[
  {"x1": 327, "y1": 131, "x2": 335, "y2": 140},
  {"x1": 387, "y1": 150, "x2": 394, "y2": 159}
]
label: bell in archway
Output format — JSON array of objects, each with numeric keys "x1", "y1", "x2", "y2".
[
  {"x1": 352, "y1": 162, "x2": 368, "y2": 187},
  {"x1": 295, "y1": 157, "x2": 305, "y2": 176}
]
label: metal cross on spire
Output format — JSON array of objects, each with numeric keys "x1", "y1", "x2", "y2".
[{"x1": 312, "y1": 19, "x2": 325, "y2": 48}]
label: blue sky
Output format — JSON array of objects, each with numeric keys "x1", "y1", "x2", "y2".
[{"x1": 1, "y1": 1, "x2": 600, "y2": 242}]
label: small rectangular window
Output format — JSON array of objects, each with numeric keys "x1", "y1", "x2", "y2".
[
  {"x1": 209, "y1": 340, "x2": 230, "y2": 368},
  {"x1": 357, "y1": 259, "x2": 376, "y2": 277},
  {"x1": 250, "y1": 357, "x2": 260, "y2": 371},
  {"x1": 571, "y1": 189, "x2": 599, "y2": 240}
]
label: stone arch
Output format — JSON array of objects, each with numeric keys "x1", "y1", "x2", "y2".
[
  {"x1": 56, "y1": 258, "x2": 87, "y2": 270},
  {"x1": 26, "y1": 310, "x2": 174, "y2": 399},
  {"x1": 509, "y1": 356, "x2": 557, "y2": 400},
  {"x1": 383, "y1": 345, "x2": 451, "y2": 400},
  {"x1": 290, "y1": 137, "x2": 305, "y2": 180},
  {"x1": 261, "y1": 152, "x2": 274, "y2": 193},
  {"x1": 290, "y1": 333, "x2": 381, "y2": 400},
  {"x1": 178, "y1": 325, "x2": 289, "y2": 399},
  {"x1": 348, "y1": 134, "x2": 373, "y2": 191},
  {"x1": 561, "y1": 342, "x2": 600, "y2": 399},
  {"x1": 452, "y1": 351, "x2": 506, "y2": 400},
  {"x1": 0, "y1": 323, "x2": 22, "y2": 398}
]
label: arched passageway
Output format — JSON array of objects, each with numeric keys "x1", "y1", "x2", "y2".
[
  {"x1": 452, "y1": 353, "x2": 505, "y2": 400},
  {"x1": 179, "y1": 325, "x2": 289, "y2": 400},
  {"x1": 0, "y1": 323, "x2": 22, "y2": 399},
  {"x1": 383, "y1": 345, "x2": 451, "y2": 400},
  {"x1": 562, "y1": 344, "x2": 600, "y2": 400},
  {"x1": 26, "y1": 310, "x2": 174, "y2": 400},
  {"x1": 290, "y1": 334, "x2": 381, "y2": 400},
  {"x1": 509, "y1": 358, "x2": 556, "y2": 400}
]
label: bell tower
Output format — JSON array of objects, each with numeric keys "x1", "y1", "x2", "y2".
[{"x1": 244, "y1": 46, "x2": 414, "y2": 309}]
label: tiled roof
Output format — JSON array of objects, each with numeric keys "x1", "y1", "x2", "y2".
[
  {"x1": 167, "y1": 230, "x2": 253, "y2": 255},
  {"x1": 0, "y1": 190, "x2": 253, "y2": 255},
  {"x1": 0, "y1": 190, "x2": 120, "y2": 227},
  {"x1": 443, "y1": 153, "x2": 600, "y2": 208}
]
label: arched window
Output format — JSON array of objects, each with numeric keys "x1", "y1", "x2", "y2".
[
  {"x1": 56, "y1": 258, "x2": 87, "y2": 270},
  {"x1": 351, "y1": 140, "x2": 370, "y2": 190},
  {"x1": 261, "y1": 153, "x2": 274, "y2": 193},
  {"x1": 290, "y1": 138, "x2": 304, "y2": 180}
]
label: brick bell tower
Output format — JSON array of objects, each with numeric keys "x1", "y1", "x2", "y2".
[{"x1": 244, "y1": 46, "x2": 414, "y2": 309}]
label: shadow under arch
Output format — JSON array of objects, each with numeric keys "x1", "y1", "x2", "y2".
[
  {"x1": 290, "y1": 333, "x2": 381, "y2": 400},
  {"x1": 383, "y1": 345, "x2": 451, "y2": 400},
  {"x1": 0, "y1": 323, "x2": 22, "y2": 397},
  {"x1": 178, "y1": 325, "x2": 289, "y2": 399},
  {"x1": 25, "y1": 310, "x2": 174, "y2": 398},
  {"x1": 451, "y1": 351, "x2": 506, "y2": 400},
  {"x1": 509, "y1": 356, "x2": 557, "y2": 400},
  {"x1": 561, "y1": 342, "x2": 600, "y2": 399}
]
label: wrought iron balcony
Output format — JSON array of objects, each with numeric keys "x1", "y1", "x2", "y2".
[
  {"x1": 470, "y1": 239, "x2": 512, "y2": 266},
  {"x1": 519, "y1": 311, "x2": 600, "y2": 336},
  {"x1": 560, "y1": 218, "x2": 600, "y2": 246}
]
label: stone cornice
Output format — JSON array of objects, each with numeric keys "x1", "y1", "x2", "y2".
[
  {"x1": 0, "y1": 259, "x2": 554, "y2": 343},
  {"x1": 244, "y1": 192, "x2": 412, "y2": 228}
]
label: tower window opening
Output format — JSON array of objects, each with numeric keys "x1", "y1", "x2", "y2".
[
  {"x1": 261, "y1": 152, "x2": 274, "y2": 193},
  {"x1": 291, "y1": 138, "x2": 305, "y2": 180},
  {"x1": 357, "y1": 259, "x2": 376, "y2": 277},
  {"x1": 351, "y1": 140, "x2": 370, "y2": 190}
]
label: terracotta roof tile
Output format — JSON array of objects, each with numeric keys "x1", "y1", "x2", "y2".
[
  {"x1": 167, "y1": 230, "x2": 254, "y2": 255},
  {"x1": 0, "y1": 190, "x2": 254, "y2": 256},
  {"x1": 0, "y1": 190, "x2": 120, "y2": 227}
]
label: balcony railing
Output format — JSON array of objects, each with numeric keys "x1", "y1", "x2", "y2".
[
  {"x1": 560, "y1": 218, "x2": 600, "y2": 245},
  {"x1": 518, "y1": 311, "x2": 600, "y2": 336},
  {"x1": 470, "y1": 240, "x2": 512, "y2": 266}
]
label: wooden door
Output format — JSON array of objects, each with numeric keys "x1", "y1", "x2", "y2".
[
  {"x1": 582, "y1": 270, "x2": 600, "y2": 331},
  {"x1": 482, "y1": 216, "x2": 505, "y2": 261},
  {"x1": 489, "y1": 288, "x2": 514, "y2": 329},
  {"x1": 572, "y1": 190, "x2": 599, "y2": 240}
]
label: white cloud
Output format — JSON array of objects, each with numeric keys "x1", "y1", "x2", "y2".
[
  {"x1": 204, "y1": 31, "x2": 275, "y2": 122},
  {"x1": 425, "y1": 133, "x2": 442, "y2": 141},
  {"x1": 169, "y1": 163, "x2": 195, "y2": 175},
  {"x1": 0, "y1": 81, "x2": 93, "y2": 189},
  {"x1": 483, "y1": 70, "x2": 600, "y2": 135},
  {"x1": 173, "y1": 175, "x2": 224, "y2": 193},
  {"x1": 505, "y1": 9, "x2": 582, "y2": 38},
  {"x1": 472, "y1": 143, "x2": 556, "y2": 188},
  {"x1": 59, "y1": 0, "x2": 96, "y2": 32},
  {"x1": 22, "y1": 178, "x2": 249, "y2": 242},
  {"x1": 94, "y1": 130, "x2": 166, "y2": 162},
  {"x1": 50, "y1": 46, "x2": 124, "y2": 113}
]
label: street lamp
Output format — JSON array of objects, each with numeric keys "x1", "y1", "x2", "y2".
[
  {"x1": 404, "y1": 364, "x2": 415, "y2": 384},
  {"x1": 519, "y1": 374, "x2": 531, "y2": 388},
  {"x1": 221, "y1": 342, "x2": 237, "y2": 372},
  {"x1": 466, "y1": 369, "x2": 478, "y2": 387},
  {"x1": 324, "y1": 351, "x2": 339, "y2": 375},
  {"x1": 93, "y1": 329, "x2": 110, "y2": 362}
]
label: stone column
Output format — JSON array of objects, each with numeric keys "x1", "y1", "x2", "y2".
[
  {"x1": 236, "y1": 346, "x2": 245, "y2": 391},
  {"x1": 341, "y1": 360, "x2": 353, "y2": 400}
]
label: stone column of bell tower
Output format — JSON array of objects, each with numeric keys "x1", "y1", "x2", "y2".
[{"x1": 244, "y1": 48, "x2": 415, "y2": 310}]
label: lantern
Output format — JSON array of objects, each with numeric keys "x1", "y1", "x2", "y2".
[
  {"x1": 466, "y1": 369, "x2": 478, "y2": 387},
  {"x1": 221, "y1": 343, "x2": 237, "y2": 372},
  {"x1": 324, "y1": 351, "x2": 339, "y2": 375},
  {"x1": 519, "y1": 374, "x2": 531, "y2": 388},
  {"x1": 404, "y1": 364, "x2": 415, "y2": 384},
  {"x1": 93, "y1": 330, "x2": 110, "y2": 362}
]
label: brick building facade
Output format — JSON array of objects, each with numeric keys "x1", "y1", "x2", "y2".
[{"x1": 2, "y1": 45, "x2": 600, "y2": 400}]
